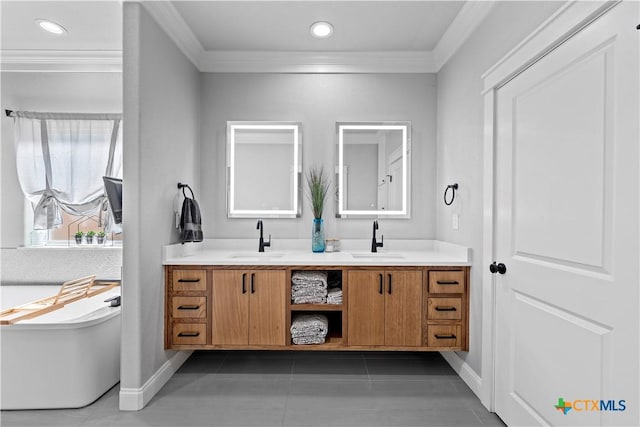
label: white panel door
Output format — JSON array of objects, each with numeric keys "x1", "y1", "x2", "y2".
[{"x1": 494, "y1": 3, "x2": 638, "y2": 426}]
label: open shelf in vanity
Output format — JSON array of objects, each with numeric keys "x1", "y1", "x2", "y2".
[{"x1": 287, "y1": 268, "x2": 345, "y2": 349}]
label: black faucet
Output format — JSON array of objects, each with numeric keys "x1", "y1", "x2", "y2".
[
  {"x1": 257, "y1": 219, "x2": 271, "y2": 252},
  {"x1": 371, "y1": 220, "x2": 384, "y2": 253}
]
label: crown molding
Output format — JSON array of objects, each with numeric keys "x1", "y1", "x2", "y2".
[
  {"x1": 142, "y1": 1, "x2": 436, "y2": 73},
  {"x1": 0, "y1": 2, "x2": 494, "y2": 74},
  {"x1": 0, "y1": 50, "x2": 122, "y2": 72},
  {"x1": 433, "y1": 1, "x2": 497, "y2": 71},
  {"x1": 200, "y1": 51, "x2": 436, "y2": 73},
  {"x1": 142, "y1": 1, "x2": 204, "y2": 69}
]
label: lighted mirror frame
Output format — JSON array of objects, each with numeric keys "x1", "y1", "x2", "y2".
[
  {"x1": 227, "y1": 121, "x2": 302, "y2": 218},
  {"x1": 336, "y1": 121, "x2": 411, "y2": 218}
]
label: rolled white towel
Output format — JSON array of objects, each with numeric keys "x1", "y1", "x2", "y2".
[
  {"x1": 292, "y1": 288, "x2": 326, "y2": 298},
  {"x1": 292, "y1": 271, "x2": 328, "y2": 287},
  {"x1": 290, "y1": 313, "x2": 328, "y2": 338},
  {"x1": 292, "y1": 295, "x2": 327, "y2": 304},
  {"x1": 326, "y1": 287, "x2": 343, "y2": 304},
  {"x1": 292, "y1": 335, "x2": 326, "y2": 345}
]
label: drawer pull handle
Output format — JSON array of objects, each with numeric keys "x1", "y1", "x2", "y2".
[
  {"x1": 178, "y1": 278, "x2": 200, "y2": 283},
  {"x1": 435, "y1": 334, "x2": 457, "y2": 339},
  {"x1": 388, "y1": 273, "x2": 392, "y2": 294},
  {"x1": 436, "y1": 280, "x2": 459, "y2": 285},
  {"x1": 242, "y1": 273, "x2": 247, "y2": 294},
  {"x1": 177, "y1": 331, "x2": 200, "y2": 337},
  {"x1": 177, "y1": 305, "x2": 200, "y2": 310},
  {"x1": 379, "y1": 274, "x2": 383, "y2": 294},
  {"x1": 435, "y1": 306, "x2": 457, "y2": 312}
]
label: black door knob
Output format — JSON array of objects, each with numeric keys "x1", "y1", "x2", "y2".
[{"x1": 489, "y1": 262, "x2": 507, "y2": 275}]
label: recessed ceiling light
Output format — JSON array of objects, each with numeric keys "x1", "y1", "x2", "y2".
[
  {"x1": 310, "y1": 21, "x2": 333, "y2": 39},
  {"x1": 35, "y1": 19, "x2": 67, "y2": 35}
]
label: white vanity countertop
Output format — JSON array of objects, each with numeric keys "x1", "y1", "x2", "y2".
[{"x1": 162, "y1": 239, "x2": 471, "y2": 266}]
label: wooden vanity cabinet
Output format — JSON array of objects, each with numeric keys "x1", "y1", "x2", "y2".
[
  {"x1": 212, "y1": 270, "x2": 286, "y2": 346},
  {"x1": 165, "y1": 267, "x2": 210, "y2": 348},
  {"x1": 424, "y1": 268, "x2": 468, "y2": 350},
  {"x1": 165, "y1": 264, "x2": 468, "y2": 352},
  {"x1": 347, "y1": 269, "x2": 422, "y2": 347}
]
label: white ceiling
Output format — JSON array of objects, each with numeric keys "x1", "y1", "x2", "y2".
[
  {"x1": 0, "y1": 0, "x2": 496, "y2": 73},
  {"x1": 1, "y1": 1, "x2": 122, "y2": 51},
  {"x1": 173, "y1": 1, "x2": 464, "y2": 52}
]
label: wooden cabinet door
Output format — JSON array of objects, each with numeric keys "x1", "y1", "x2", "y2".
[
  {"x1": 248, "y1": 270, "x2": 286, "y2": 346},
  {"x1": 212, "y1": 270, "x2": 249, "y2": 345},
  {"x1": 384, "y1": 271, "x2": 422, "y2": 346},
  {"x1": 347, "y1": 270, "x2": 385, "y2": 346}
]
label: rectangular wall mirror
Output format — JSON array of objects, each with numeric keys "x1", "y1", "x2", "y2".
[
  {"x1": 227, "y1": 121, "x2": 302, "y2": 218},
  {"x1": 336, "y1": 122, "x2": 411, "y2": 218}
]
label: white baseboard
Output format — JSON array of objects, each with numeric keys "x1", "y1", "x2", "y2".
[
  {"x1": 440, "y1": 351, "x2": 484, "y2": 405},
  {"x1": 119, "y1": 350, "x2": 193, "y2": 411}
]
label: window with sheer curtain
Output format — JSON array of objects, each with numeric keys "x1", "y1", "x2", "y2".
[{"x1": 12, "y1": 111, "x2": 123, "y2": 245}]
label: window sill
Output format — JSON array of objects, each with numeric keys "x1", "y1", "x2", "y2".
[{"x1": 19, "y1": 244, "x2": 122, "y2": 250}]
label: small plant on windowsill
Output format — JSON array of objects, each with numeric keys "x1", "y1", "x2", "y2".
[
  {"x1": 74, "y1": 231, "x2": 84, "y2": 245},
  {"x1": 86, "y1": 230, "x2": 96, "y2": 244},
  {"x1": 96, "y1": 231, "x2": 107, "y2": 245}
]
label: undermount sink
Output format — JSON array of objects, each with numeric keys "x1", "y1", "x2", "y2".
[
  {"x1": 227, "y1": 252, "x2": 285, "y2": 260},
  {"x1": 350, "y1": 252, "x2": 405, "y2": 260}
]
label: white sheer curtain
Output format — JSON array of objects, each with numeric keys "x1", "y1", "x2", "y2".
[{"x1": 13, "y1": 111, "x2": 123, "y2": 232}]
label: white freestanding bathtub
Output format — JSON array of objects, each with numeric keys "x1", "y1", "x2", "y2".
[{"x1": 0, "y1": 285, "x2": 121, "y2": 410}]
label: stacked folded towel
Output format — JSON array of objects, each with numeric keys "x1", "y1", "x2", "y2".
[
  {"x1": 291, "y1": 271, "x2": 328, "y2": 304},
  {"x1": 290, "y1": 313, "x2": 328, "y2": 345},
  {"x1": 327, "y1": 287, "x2": 343, "y2": 305}
]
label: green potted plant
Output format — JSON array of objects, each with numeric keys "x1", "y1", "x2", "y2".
[
  {"x1": 96, "y1": 230, "x2": 107, "y2": 245},
  {"x1": 306, "y1": 165, "x2": 330, "y2": 253},
  {"x1": 86, "y1": 230, "x2": 96, "y2": 244},
  {"x1": 74, "y1": 231, "x2": 84, "y2": 245}
]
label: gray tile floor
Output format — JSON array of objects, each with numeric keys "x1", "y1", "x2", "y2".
[{"x1": 1, "y1": 351, "x2": 505, "y2": 427}]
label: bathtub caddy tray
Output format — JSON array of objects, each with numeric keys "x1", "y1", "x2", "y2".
[{"x1": 0, "y1": 275, "x2": 120, "y2": 325}]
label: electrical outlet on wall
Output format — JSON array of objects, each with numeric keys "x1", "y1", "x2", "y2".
[{"x1": 452, "y1": 213, "x2": 459, "y2": 230}]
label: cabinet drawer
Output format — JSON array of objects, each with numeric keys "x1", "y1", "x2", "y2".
[
  {"x1": 428, "y1": 270, "x2": 465, "y2": 294},
  {"x1": 172, "y1": 323, "x2": 207, "y2": 345},
  {"x1": 172, "y1": 269, "x2": 207, "y2": 292},
  {"x1": 426, "y1": 325, "x2": 461, "y2": 348},
  {"x1": 427, "y1": 298, "x2": 462, "y2": 320},
  {"x1": 171, "y1": 296, "x2": 207, "y2": 319}
]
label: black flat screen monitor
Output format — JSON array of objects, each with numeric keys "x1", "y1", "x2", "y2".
[{"x1": 103, "y1": 176, "x2": 122, "y2": 224}]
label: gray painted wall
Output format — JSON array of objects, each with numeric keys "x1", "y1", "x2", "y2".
[
  {"x1": 122, "y1": 2, "x2": 201, "y2": 392},
  {"x1": 435, "y1": 1, "x2": 564, "y2": 375},
  {"x1": 200, "y1": 73, "x2": 437, "y2": 244}
]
